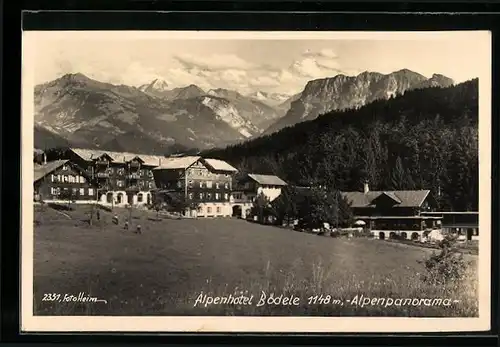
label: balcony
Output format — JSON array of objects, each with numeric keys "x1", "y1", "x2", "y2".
[
  {"x1": 95, "y1": 160, "x2": 109, "y2": 166},
  {"x1": 96, "y1": 172, "x2": 109, "y2": 178}
]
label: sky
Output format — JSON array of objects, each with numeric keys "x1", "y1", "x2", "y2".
[{"x1": 30, "y1": 32, "x2": 487, "y2": 96}]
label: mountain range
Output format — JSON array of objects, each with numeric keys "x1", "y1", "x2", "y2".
[
  {"x1": 34, "y1": 69, "x2": 454, "y2": 153},
  {"x1": 263, "y1": 69, "x2": 454, "y2": 135}
]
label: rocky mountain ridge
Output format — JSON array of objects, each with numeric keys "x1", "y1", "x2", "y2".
[{"x1": 263, "y1": 69, "x2": 455, "y2": 135}]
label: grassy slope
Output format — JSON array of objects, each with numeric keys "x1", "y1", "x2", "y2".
[{"x1": 33, "y1": 205, "x2": 478, "y2": 317}]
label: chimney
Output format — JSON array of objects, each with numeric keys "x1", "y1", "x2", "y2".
[{"x1": 363, "y1": 181, "x2": 369, "y2": 194}]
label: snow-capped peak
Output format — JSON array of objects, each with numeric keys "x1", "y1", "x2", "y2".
[
  {"x1": 247, "y1": 90, "x2": 292, "y2": 106},
  {"x1": 149, "y1": 78, "x2": 169, "y2": 91},
  {"x1": 139, "y1": 78, "x2": 170, "y2": 92}
]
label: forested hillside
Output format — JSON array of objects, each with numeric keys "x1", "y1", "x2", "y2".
[{"x1": 204, "y1": 79, "x2": 479, "y2": 211}]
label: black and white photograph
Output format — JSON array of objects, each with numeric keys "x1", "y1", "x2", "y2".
[{"x1": 21, "y1": 30, "x2": 491, "y2": 333}]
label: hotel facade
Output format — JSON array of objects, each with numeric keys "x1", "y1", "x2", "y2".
[{"x1": 152, "y1": 156, "x2": 238, "y2": 217}]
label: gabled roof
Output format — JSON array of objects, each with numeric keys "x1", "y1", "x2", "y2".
[
  {"x1": 69, "y1": 148, "x2": 164, "y2": 166},
  {"x1": 70, "y1": 148, "x2": 106, "y2": 161},
  {"x1": 247, "y1": 174, "x2": 288, "y2": 186},
  {"x1": 153, "y1": 156, "x2": 201, "y2": 170},
  {"x1": 373, "y1": 191, "x2": 403, "y2": 204},
  {"x1": 135, "y1": 154, "x2": 164, "y2": 167},
  {"x1": 341, "y1": 190, "x2": 431, "y2": 208},
  {"x1": 33, "y1": 160, "x2": 69, "y2": 183},
  {"x1": 106, "y1": 151, "x2": 140, "y2": 163},
  {"x1": 202, "y1": 158, "x2": 238, "y2": 173}
]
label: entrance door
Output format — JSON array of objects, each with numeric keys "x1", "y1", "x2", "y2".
[{"x1": 232, "y1": 205, "x2": 242, "y2": 218}]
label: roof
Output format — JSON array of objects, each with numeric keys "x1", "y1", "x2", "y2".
[
  {"x1": 70, "y1": 148, "x2": 164, "y2": 166},
  {"x1": 33, "y1": 160, "x2": 69, "y2": 183},
  {"x1": 247, "y1": 174, "x2": 288, "y2": 186},
  {"x1": 136, "y1": 154, "x2": 165, "y2": 167},
  {"x1": 153, "y1": 156, "x2": 201, "y2": 170},
  {"x1": 202, "y1": 158, "x2": 238, "y2": 173},
  {"x1": 341, "y1": 190, "x2": 431, "y2": 208}
]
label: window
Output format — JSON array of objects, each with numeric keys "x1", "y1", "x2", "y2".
[
  {"x1": 50, "y1": 187, "x2": 60, "y2": 195},
  {"x1": 138, "y1": 181, "x2": 144, "y2": 188},
  {"x1": 138, "y1": 193, "x2": 143, "y2": 202},
  {"x1": 88, "y1": 188, "x2": 94, "y2": 196},
  {"x1": 207, "y1": 207, "x2": 212, "y2": 213},
  {"x1": 224, "y1": 182, "x2": 229, "y2": 189},
  {"x1": 188, "y1": 180, "x2": 194, "y2": 188},
  {"x1": 216, "y1": 206, "x2": 221, "y2": 213},
  {"x1": 51, "y1": 174, "x2": 55, "y2": 182},
  {"x1": 80, "y1": 176, "x2": 86, "y2": 183},
  {"x1": 72, "y1": 188, "x2": 78, "y2": 195},
  {"x1": 207, "y1": 193, "x2": 212, "y2": 200},
  {"x1": 79, "y1": 188, "x2": 85, "y2": 196},
  {"x1": 117, "y1": 180, "x2": 124, "y2": 188},
  {"x1": 149, "y1": 181, "x2": 154, "y2": 189},
  {"x1": 68, "y1": 175, "x2": 75, "y2": 183},
  {"x1": 207, "y1": 181, "x2": 213, "y2": 188},
  {"x1": 62, "y1": 164, "x2": 69, "y2": 171},
  {"x1": 199, "y1": 193, "x2": 204, "y2": 199},
  {"x1": 224, "y1": 193, "x2": 229, "y2": 200},
  {"x1": 215, "y1": 193, "x2": 220, "y2": 200},
  {"x1": 117, "y1": 168, "x2": 125, "y2": 175},
  {"x1": 215, "y1": 182, "x2": 220, "y2": 189},
  {"x1": 200, "y1": 181, "x2": 206, "y2": 188},
  {"x1": 188, "y1": 193, "x2": 194, "y2": 200},
  {"x1": 177, "y1": 181, "x2": 182, "y2": 188}
]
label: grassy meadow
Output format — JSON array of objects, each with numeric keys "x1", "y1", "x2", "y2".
[{"x1": 32, "y1": 204, "x2": 478, "y2": 317}]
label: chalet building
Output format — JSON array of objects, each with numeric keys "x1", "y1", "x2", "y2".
[
  {"x1": 341, "y1": 183, "x2": 442, "y2": 241},
  {"x1": 46, "y1": 148, "x2": 164, "y2": 207},
  {"x1": 421, "y1": 211, "x2": 479, "y2": 241},
  {"x1": 152, "y1": 156, "x2": 238, "y2": 218},
  {"x1": 34, "y1": 160, "x2": 96, "y2": 203},
  {"x1": 231, "y1": 173, "x2": 288, "y2": 219}
]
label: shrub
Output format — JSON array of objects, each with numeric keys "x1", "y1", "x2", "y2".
[
  {"x1": 419, "y1": 235, "x2": 472, "y2": 285},
  {"x1": 330, "y1": 231, "x2": 340, "y2": 238}
]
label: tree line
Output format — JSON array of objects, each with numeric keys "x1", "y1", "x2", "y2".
[
  {"x1": 250, "y1": 184, "x2": 354, "y2": 229},
  {"x1": 204, "y1": 79, "x2": 479, "y2": 212}
]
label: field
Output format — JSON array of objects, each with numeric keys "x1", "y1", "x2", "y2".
[{"x1": 32, "y1": 204, "x2": 478, "y2": 317}]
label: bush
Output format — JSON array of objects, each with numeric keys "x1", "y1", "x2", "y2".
[
  {"x1": 419, "y1": 235, "x2": 473, "y2": 285},
  {"x1": 330, "y1": 231, "x2": 341, "y2": 238}
]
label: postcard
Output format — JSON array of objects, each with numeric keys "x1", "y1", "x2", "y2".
[{"x1": 21, "y1": 30, "x2": 491, "y2": 333}]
